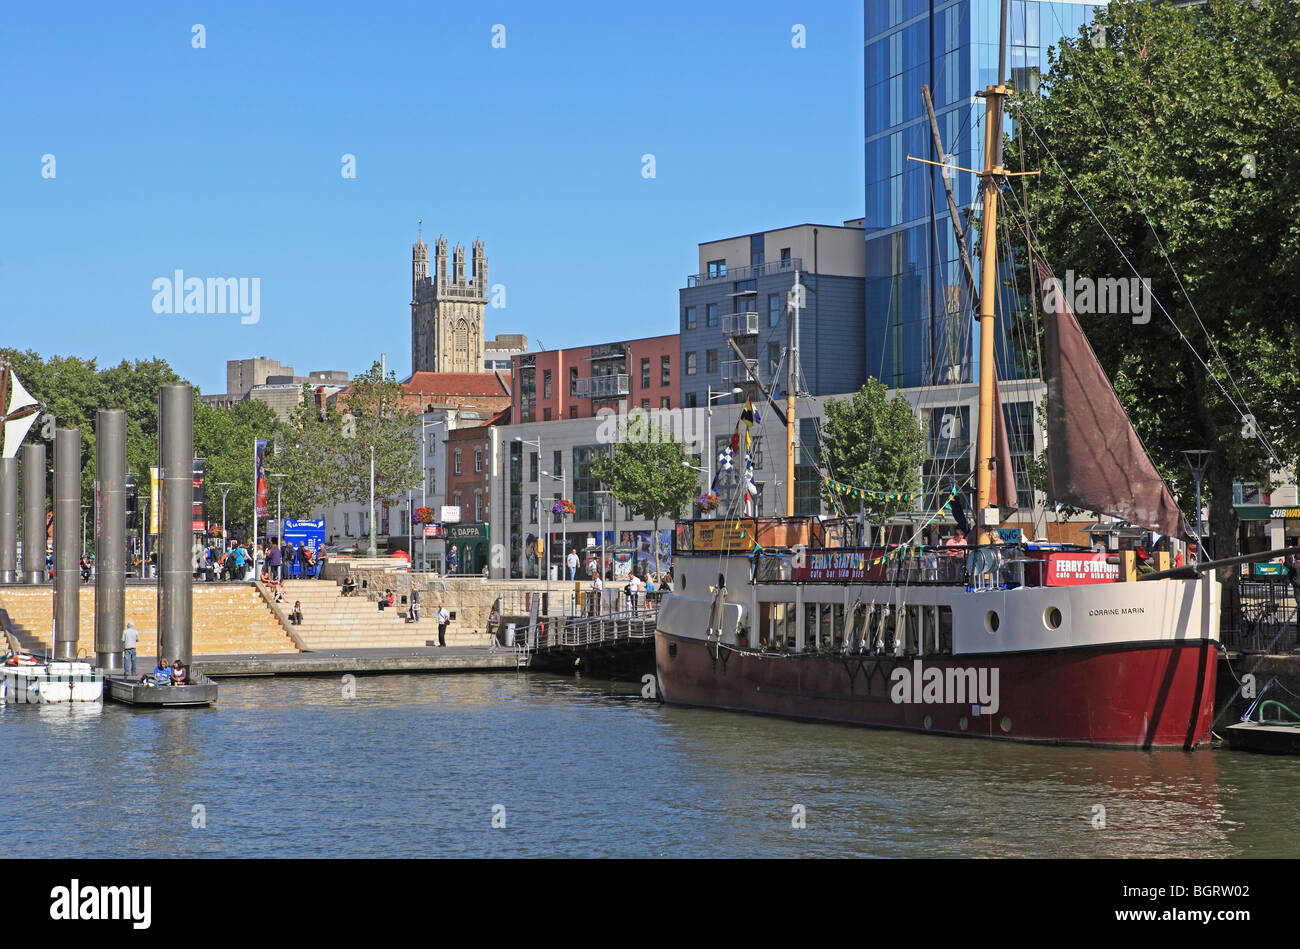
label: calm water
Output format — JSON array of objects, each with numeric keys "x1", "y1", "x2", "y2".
[{"x1": 1, "y1": 672, "x2": 1297, "y2": 858}]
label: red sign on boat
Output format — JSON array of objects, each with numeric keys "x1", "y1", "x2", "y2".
[{"x1": 1044, "y1": 552, "x2": 1118, "y2": 585}]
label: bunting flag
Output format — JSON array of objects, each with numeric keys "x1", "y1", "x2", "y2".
[
  {"x1": 718, "y1": 446, "x2": 734, "y2": 473},
  {"x1": 742, "y1": 401, "x2": 757, "y2": 515},
  {"x1": 821, "y1": 475, "x2": 939, "y2": 504}
]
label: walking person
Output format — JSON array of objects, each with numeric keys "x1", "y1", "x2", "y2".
[
  {"x1": 566, "y1": 547, "x2": 579, "y2": 581},
  {"x1": 121, "y1": 621, "x2": 139, "y2": 676},
  {"x1": 408, "y1": 581, "x2": 421, "y2": 623},
  {"x1": 436, "y1": 604, "x2": 450, "y2": 647}
]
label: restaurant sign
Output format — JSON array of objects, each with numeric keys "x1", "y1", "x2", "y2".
[
  {"x1": 791, "y1": 548, "x2": 893, "y2": 583},
  {"x1": 1235, "y1": 505, "x2": 1300, "y2": 521},
  {"x1": 1044, "y1": 552, "x2": 1118, "y2": 586}
]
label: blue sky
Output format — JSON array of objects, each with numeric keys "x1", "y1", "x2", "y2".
[{"x1": 0, "y1": 1, "x2": 865, "y2": 395}]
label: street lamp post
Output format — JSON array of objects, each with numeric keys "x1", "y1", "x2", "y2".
[
  {"x1": 1183, "y1": 450, "x2": 1214, "y2": 563},
  {"x1": 514, "y1": 436, "x2": 542, "y2": 579},
  {"x1": 271, "y1": 473, "x2": 287, "y2": 577},
  {"x1": 419, "y1": 417, "x2": 439, "y2": 572},
  {"x1": 542, "y1": 468, "x2": 566, "y2": 580},
  {"x1": 367, "y1": 445, "x2": 377, "y2": 559},
  {"x1": 594, "y1": 490, "x2": 612, "y2": 583},
  {"x1": 215, "y1": 482, "x2": 234, "y2": 550}
]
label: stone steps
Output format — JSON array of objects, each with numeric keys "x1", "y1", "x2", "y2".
[{"x1": 0, "y1": 585, "x2": 299, "y2": 656}]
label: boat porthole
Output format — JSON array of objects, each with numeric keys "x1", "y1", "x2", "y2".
[
  {"x1": 668, "y1": 643, "x2": 677, "y2": 659},
  {"x1": 923, "y1": 714, "x2": 932, "y2": 730},
  {"x1": 1044, "y1": 607, "x2": 1062, "y2": 630},
  {"x1": 958, "y1": 716, "x2": 969, "y2": 731},
  {"x1": 1000, "y1": 716, "x2": 1012, "y2": 733},
  {"x1": 985, "y1": 610, "x2": 1000, "y2": 634}
]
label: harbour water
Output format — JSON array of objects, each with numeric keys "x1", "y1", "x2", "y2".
[{"x1": 2, "y1": 672, "x2": 1297, "y2": 858}]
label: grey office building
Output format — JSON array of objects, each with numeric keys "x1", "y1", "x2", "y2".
[{"x1": 678, "y1": 222, "x2": 867, "y2": 413}]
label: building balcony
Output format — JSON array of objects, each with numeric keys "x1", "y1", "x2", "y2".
[
  {"x1": 721, "y1": 359, "x2": 765, "y2": 386},
  {"x1": 686, "y1": 258, "x2": 803, "y2": 288},
  {"x1": 575, "y1": 374, "x2": 630, "y2": 399},
  {"x1": 721, "y1": 311, "x2": 759, "y2": 337}
]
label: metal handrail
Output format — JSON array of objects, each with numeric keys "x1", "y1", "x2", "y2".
[{"x1": 686, "y1": 258, "x2": 803, "y2": 287}]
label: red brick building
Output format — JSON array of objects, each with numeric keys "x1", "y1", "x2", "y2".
[
  {"x1": 445, "y1": 408, "x2": 508, "y2": 526},
  {"x1": 508, "y1": 334, "x2": 678, "y2": 423}
]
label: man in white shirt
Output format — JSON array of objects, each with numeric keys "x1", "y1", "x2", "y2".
[
  {"x1": 567, "y1": 548, "x2": 579, "y2": 581},
  {"x1": 121, "y1": 621, "x2": 139, "y2": 676},
  {"x1": 436, "y1": 605, "x2": 450, "y2": 647},
  {"x1": 589, "y1": 573, "x2": 603, "y2": 615},
  {"x1": 626, "y1": 573, "x2": 641, "y2": 614}
]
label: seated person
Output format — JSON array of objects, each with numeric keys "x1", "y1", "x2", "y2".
[
  {"x1": 170, "y1": 660, "x2": 189, "y2": 685},
  {"x1": 378, "y1": 588, "x2": 391, "y2": 611},
  {"x1": 341, "y1": 574, "x2": 356, "y2": 596},
  {"x1": 290, "y1": 601, "x2": 303, "y2": 625},
  {"x1": 153, "y1": 659, "x2": 173, "y2": 684},
  {"x1": 261, "y1": 569, "x2": 273, "y2": 585},
  {"x1": 273, "y1": 583, "x2": 285, "y2": 604}
]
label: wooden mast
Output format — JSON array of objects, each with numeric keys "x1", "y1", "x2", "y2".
[
  {"x1": 974, "y1": 0, "x2": 1011, "y2": 545},
  {"x1": 974, "y1": 83, "x2": 1005, "y2": 546},
  {"x1": 786, "y1": 270, "x2": 801, "y2": 517}
]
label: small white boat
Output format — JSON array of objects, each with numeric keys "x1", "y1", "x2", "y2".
[{"x1": 1, "y1": 656, "x2": 104, "y2": 704}]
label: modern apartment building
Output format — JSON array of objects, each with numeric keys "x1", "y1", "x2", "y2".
[
  {"x1": 864, "y1": 0, "x2": 1102, "y2": 389},
  {"x1": 678, "y1": 223, "x2": 867, "y2": 412},
  {"x1": 508, "y1": 334, "x2": 678, "y2": 424}
]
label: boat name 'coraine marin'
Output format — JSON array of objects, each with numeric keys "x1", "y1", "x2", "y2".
[{"x1": 1087, "y1": 607, "x2": 1146, "y2": 617}]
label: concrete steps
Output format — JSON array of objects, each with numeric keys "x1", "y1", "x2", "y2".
[
  {"x1": 277, "y1": 579, "x2": 489, "y2": 649},
  {"x1": 0, "y1": 584, "x2": 299, "y2": 656}
]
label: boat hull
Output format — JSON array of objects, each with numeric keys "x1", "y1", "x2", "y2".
[
  {"x1": 655, "y1": 632, "x2": 1218, "y2": 749},
  {"x1": 1, "y1": 665, "x2": 104, "y2": 704}
]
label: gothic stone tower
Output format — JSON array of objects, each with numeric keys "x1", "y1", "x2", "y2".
[{"x1": 411, "y1": 232, "x2": 488, "y2": 374}]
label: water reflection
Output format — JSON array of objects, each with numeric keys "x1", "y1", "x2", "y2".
[{"x1": 0, "y1": 674, "x2": 1294, "y2": 858}]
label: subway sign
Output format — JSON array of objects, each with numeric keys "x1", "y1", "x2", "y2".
[{"x1": 1235, "y1": 505, "x2": 1300, "y2": 521}]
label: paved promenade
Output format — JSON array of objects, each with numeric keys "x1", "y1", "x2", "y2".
[{"x1": 194, "y1": 646, "x2": 524, "y2": 677}]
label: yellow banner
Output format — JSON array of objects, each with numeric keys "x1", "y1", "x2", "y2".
[
  {"x1": 692, "y1": 519, "x2": 756, "y2": 552},
  {"x1": 149, "y1": 466, "x2": 160, "y2": 535}
]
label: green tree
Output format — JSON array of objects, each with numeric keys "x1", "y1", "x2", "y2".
[
  {"x1": 262, "y1": 385, "x2": 347, "y2": 524},
  {"x1": 590, "y1": 415, "x2": 699, "y2": 577},
  {"x1": 194, "y1": 397, "x2": 279, "y2": 540},
  {"x1": 820, "y1": 380, "x2": 925, "y2": 520},
  {"x1": 1007, "y1": 0, "x2": 1300, "y2": 558},
  {"x1": 335, "y1": 361, "x2": 420, "y2": 551}
]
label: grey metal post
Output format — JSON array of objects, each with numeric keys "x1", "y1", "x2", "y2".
[
  {"x1": 0, "y1": 456, "x2": 17, "y2": 582},
  {"x1": 94, "y1": 409, "x2": 126, "y2": 670},
  {"x1": 53, "y1": 428, "x2": 80, "y2": 659},
  {"x1": 158, "y1": 385, "x2": 193, "y2": 665},
  {"x1": 21, "y1": 442, "x2": 46, "y2": 584}
]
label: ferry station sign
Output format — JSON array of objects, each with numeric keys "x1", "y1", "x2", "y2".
[
  {"x1": 791, "y1": 549, "x2": 891, "y2": 583},
  {"x1": 1044, "y1": 552, "x2": 1118, "y2": 586}
]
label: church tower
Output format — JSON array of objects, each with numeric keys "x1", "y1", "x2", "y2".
[{"x1": 410, "y1": 228, "x2": 488, "y2": 374}]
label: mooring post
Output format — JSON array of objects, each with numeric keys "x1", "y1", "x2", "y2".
[
  {"x1": 53, "y1": 427, "x2": 81, "y2": 659},
  {"x1": 21, "y1": 442, "x2": 46, "y2": 584},
  {"x1": 95, "y1": 409, "x2": 127, "y2": 671},
  {"x1": 0, "y1": 456, "x2": 17, "y2": 582},
  {"x1": 157, "y1": 385, "x2": 193, "y2": 666}
]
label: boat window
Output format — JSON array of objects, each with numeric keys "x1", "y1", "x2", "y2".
[
  {"x1": 938, "y1": 606, "x2": 953, "y2": 654},
  {"x1": 803, "y1": 603, "x2": 819, "y2": 652}
]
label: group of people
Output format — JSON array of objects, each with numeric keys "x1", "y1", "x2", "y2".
[
  {"x1": 194, "y1": 539, "x2": 322, "y2": 582},
  {"x1": 585, "y1": 562, "x2": 669, "y2": 614}
]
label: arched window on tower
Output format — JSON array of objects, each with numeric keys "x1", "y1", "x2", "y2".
[{"x1": 453, "y1": 319, "x2": 471, "y2": 372}]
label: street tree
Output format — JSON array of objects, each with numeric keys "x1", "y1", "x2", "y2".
[
  {"x1": 590, "y1": 414, "x2": 699, "y2": 578},
  {"x1": 820, "y1": 379, "x2": 925, "y2": 521},
  {"x1": 1008, "y1": 0, "x2": 1300, "y2": 557}
]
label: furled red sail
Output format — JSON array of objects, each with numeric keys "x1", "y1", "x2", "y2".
[
  {"x1": 1035, "y1": 256, "x2": 1182, "y2": 536},
  {"x1": 990, "y1": 372, "x2": 1019, "y2": 510}
]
